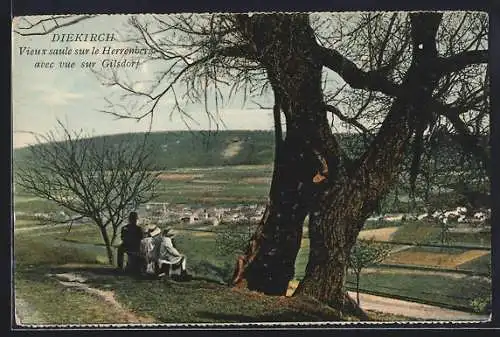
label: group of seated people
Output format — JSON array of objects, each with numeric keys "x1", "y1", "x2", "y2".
[{"x1": 117, "y1": 211, "x2": 191, "y2": 281}]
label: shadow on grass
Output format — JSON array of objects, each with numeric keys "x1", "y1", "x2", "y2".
[
  {"x1": 195, "y1": 310, "x2": 338, "y2": 323},
  {"x1": 189, "y1": 260, "x2": 234, "y2": 284},
  {"x1": 60, "y1": 238, "x2": 120, "y2": 249},
  {"x1": 49, "y1": 264, "x2": 118, "y2": 277},
  {"x1": 46, "y1": 263, "x2": 228, "y2": 287}
]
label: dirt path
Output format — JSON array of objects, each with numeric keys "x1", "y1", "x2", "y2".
[
  {"x1": 287, "y1": 280, "x2": 489, "y2": 321},
  {"x1": 52, "y1": 273, "x2": 155, "y2": 324},
  {"x1": 348, "y1": 291, "x2": 490, "y2": 321},
  {"x1": 16, "y1": 272, "x2": 156, "y2": 325},
  {"x1": 360, "y1": 267, "x2": 491, "y2": 281}
]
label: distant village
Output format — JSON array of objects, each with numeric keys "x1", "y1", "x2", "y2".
[
  {"x1": 136, "y1": 203, "x2": 267, "y2": 227},
  {"x1": 16, "y1": 201, "x2": 490, "y2": 234},
  {"x1": 15, "y1": 202, "x2": 268, "y2": 228}
]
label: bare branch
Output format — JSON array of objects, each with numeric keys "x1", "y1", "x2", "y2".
[
  {"x1": 14, "y1": 15, "x2": 97, "y2": 36},
  {"x1": 436, "y1": 50, "x2": 488, "y2": 76},
  {"x1": 324, "y1": 104, "x2": 372, "y2": 136},
  {"x1": 15, "y1": 123, "x2": 159, "y2": 264},
  {"x1": 319, "y1": 45, "x2": 401, "y2": 96}
]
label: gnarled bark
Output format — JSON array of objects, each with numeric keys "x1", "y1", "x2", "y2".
[
  {"x1": 294, "y1": 13, "x2": 444, "y2": 312},
  {"x1": 231, "y1": 14, "x2": 343, "y2": 295}
]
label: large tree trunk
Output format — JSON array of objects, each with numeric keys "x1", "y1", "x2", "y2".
[
  {"x1": 233, "y1": 13, "x2": 445, "y2": 315},
  {"x1": 235, "y1": 146, "x2": 309, "y2": 295},
  {"x1": 231, "y1": 14, "x2": 343, "y2": 295},
  {"x1": 294, "y1": 13, "x2": 444, "y2": 313}
]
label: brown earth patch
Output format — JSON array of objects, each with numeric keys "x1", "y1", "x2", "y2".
[
  {"x1": 242, "y1": 177, "x2": 272, "y2": 184},
  {"x1": 157, "y1": 173, "x2": 203, "y2": 181},
  {"x1": 192, "y1": 180, "x2": 229, "y2": 184},
  {"x1": 384, "y1": 250, "x2": 489, "y2": 268},
  {"x1": 358, "y1": 227, "x2": 399, "y2": 241},
  {"x1": 190, "y1": 231, "x2": 216, "y2": 237}
]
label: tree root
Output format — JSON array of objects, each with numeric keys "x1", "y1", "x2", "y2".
[
  {"x1": 230, "y1": 255, "x2": 247, "y2": 287},
  {"x1": 342, "y1": 292, "x2": 370, "y2": 320}
]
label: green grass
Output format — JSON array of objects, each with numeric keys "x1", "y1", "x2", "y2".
[
  {"x1": 363, "y1": 220, "x2": 402, "y2": 230},
  {"x1": 58, "y1": 224, "x2": 112, "y2": 243},
  {"x1": 457, "y1": 253, "x2": 491, "y2": 275},
  {"x1": 14, "y1": 233, "x2": 105, "y2": 267},
  {"x1": 82, "y1": 273, "x2": 344, "y2": 323},
  {"x1": 14, "y1": 225, "x2": 418, "y2": 324},
  {"x1": 390, "y1": 221, "x2": 442, "y2": 243},
  {"x1": 13, "y1": 164, "x2": 273, "y2": 210},
  {"x1": 174, "y1": 233, "x2": 236, "y2": 283},
  {"x1": 389, "y1": 221, "x2": 491, "y2": 248},
  {"x1": 30, "y1": 223, "x2": 242, "y2": 284},
  {"x1": 14, "y1": 231, "x2": 350, "y2": 324},
  {"x1": 16, "y1": 218, "x2": 488, "y2": 324},
  {"x1": 14, "y1": 234, "x2": 133, "y2": 324},
  {"x1": 15, "y1": 274, "x2": 140, "y2": 324},
  {"x1": 153, "y1": 166, "x2": 271, "y2": 205},
  {"x1": 396, "y1": 246, "x2": 468, "y2": 255},
  {"x1": 447, "y1": 232, "x2": 491, "y2": 247},
  {"x1": 14, "y1": 219, "x2": 45, "y2": 228},
  {"x1": 14, "y1": 198, "x2": 65, "y2": 214},
  {"x1": 293, "y1": 234, "x2": 491, "y2": 313},
  {"x1": 13, "y1": 159, "x2": 491, "y2": 322}
]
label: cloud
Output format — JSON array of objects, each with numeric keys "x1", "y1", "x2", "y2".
[
  {"x1": 12, "y1": 14, "x2": 277, "y2": 151},
  {"x1": 37, "y1": 88, "x2": 84, "y2": 106}
]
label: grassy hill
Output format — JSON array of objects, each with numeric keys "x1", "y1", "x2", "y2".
[
  {"x1": 15, "y1": 224, "x2": 422, "y2": 323},
  {"x1": 14, "y1": 130, "x2": 277, "y2": 170},
  {"x1": 14, "y1": 129, "x2": 479, "y2": 170},
  {"x1": 14, "y1": 130, "x2": 487, "y2": 208}
]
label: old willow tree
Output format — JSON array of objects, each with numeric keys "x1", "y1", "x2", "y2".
[{"x1": 15, "y1": 12, "x2": 488, "y2": 313}]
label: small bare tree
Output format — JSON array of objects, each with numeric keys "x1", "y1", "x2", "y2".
[
  {"x1": 15, "y1": 121, "x2": 159, "y2": 265},
  {"x1": 348, "y1": 239, "x2": 391, "y2": 305}
]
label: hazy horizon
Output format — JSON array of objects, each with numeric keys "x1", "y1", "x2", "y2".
[
  {"x1": 13, "y1": 127, "x2": 370, "y2": 150},
  {"x1": 12, "y1": 15, "x2": 277, "y2": 149}
]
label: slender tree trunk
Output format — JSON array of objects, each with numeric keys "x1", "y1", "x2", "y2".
[
  {"x1": 99, "y1": 225, "x2": 114, "y2": 265},
  {"x1": 356, "y1": 272, "x2": 360, "y2": 305}
]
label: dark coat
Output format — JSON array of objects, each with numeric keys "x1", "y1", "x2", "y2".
[{"x1": 120, "y1": 224, "x2": 143, "y2": 252}]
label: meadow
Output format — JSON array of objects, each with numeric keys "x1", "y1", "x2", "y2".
[
  {"x1": 15, "y1": 225, "x2": 386, "y2": 324},
  {"x1": 14, "y1": 206, "x2": 491, "y2": 322},
  {"x1": 13, "y1": 131, "x2": 492, "y2": 323}
]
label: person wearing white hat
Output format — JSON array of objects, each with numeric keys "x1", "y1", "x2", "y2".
[
  {"x1": 139, "y1": 224, "x2": 162, "y2": 276},
  {"x1": 156, "y1": 227, "x2": 191, "y2": 281}
]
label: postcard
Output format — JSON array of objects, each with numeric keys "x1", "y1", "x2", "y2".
[{"x1": 11, "y1": 11, "x2": 491, "y2": 327}]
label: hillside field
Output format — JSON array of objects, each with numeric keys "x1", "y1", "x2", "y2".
[{"x1": 13, "y1": 131, "x2": 492, "y2": 323}]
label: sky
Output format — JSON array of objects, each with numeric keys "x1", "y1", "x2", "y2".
[
  {"x1": 11, "y1": 15, "x2": 277, "y2": 149},
  {"x1": 12, "y1": 12, "x2": 488, "y2": 149}
]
